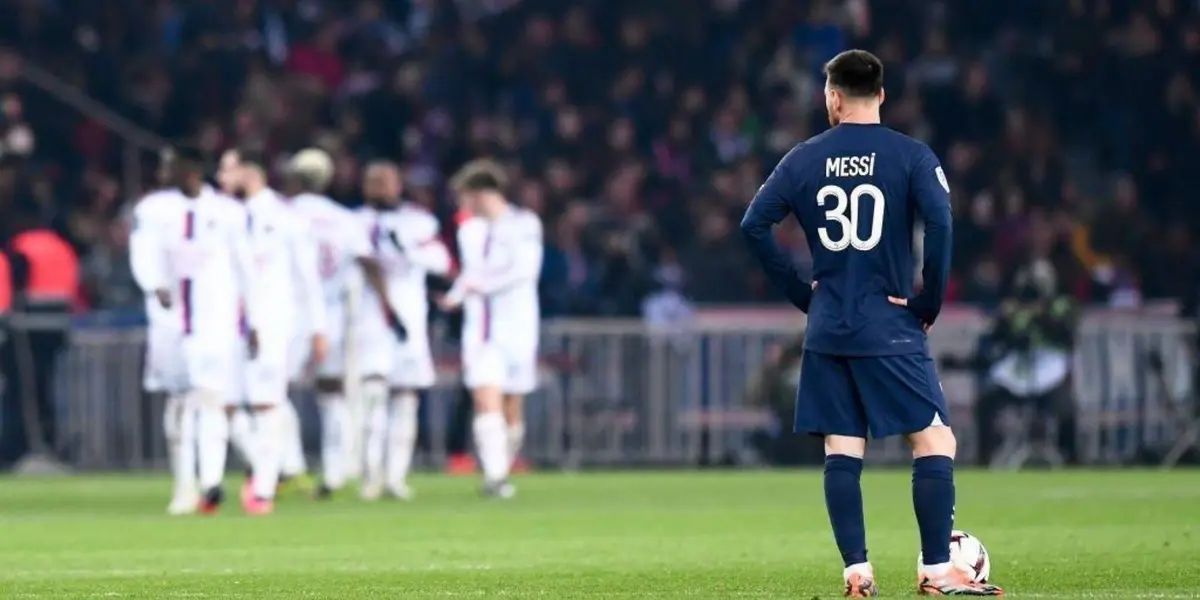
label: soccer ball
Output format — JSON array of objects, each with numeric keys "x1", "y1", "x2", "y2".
[{"x1": 917, "y1": 530, "x2": 991, "y2": 583}]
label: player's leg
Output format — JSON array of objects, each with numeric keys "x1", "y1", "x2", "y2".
[
  {"x1": 849, "y1": 355, "x2": 1002, "y2": 596},
  {"x1": 356, "y1": 332, "x2": 394, "y2": 500},
  {"x1": 380, "y1": 343, "x2": 431, "y2": 500},
  {"x1": 502, "y1": 394, "x2": 524, "y2": 468},
  {"x1": 383, "y1": 387, "x2": 418, "y2": 499},
  {"x1": 312, "y1": 377, "x2": 349, "y2": 496},
  {"x1": 466, "y1": 345, "x2": 514, "y2": 498},
  {"x1": 238, "y1": 334, "x2": 292, "y2": 514},
  {"x1": 149, "y1": 327, "x2": 197, "y2": 514},
  {"x1": 796, "y1": 351, "x2": 876, "y2": 597},
  {"x1": 164, "y1": 390, "x2": 198, "y2": 515},
  {"x1": 502, "y1": 350, "x2": 538, "y2": 470},
  {"x1": 276, "y1": 397, "x2": 310, "y2": 485},
  {"x1": 183, "y1": 338, "x2": 235, "y2": 514},
  {"x1": 358, "y1": 374, "x2": 390, "y2": 499}
]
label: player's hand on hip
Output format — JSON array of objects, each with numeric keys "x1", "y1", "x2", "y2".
[
  {"x1": 310, "y1": 333, "x2": 328, "y2": 365},
  {"x1": 246, "y1": 329, "x2": 260, "y2": 359},
  {"x1": 154, "y1": 288, "x2": 172, "y2": 309},
  {"x1": 887, "y1": 296, "x2": 933, "y2": 333}
]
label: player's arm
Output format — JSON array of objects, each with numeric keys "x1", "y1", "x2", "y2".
[
  {"x1": 739, "y1": 146, "x2": 814, "y2": 312},
  {"x1": 465, "y1": 219, "x2": 543, "y2": 296},
  {"x1": 288, "y1": 218, "x2": 328, "y2": 337},
  {"x1": 440, "y1": 226, "x2": 474, "y2": 309},
  {"x1": 346, "y1": 217, "x2": 407, "y2": 340},
  {"x1": 392, "y1": 220, "x2": 453, "y2": 276},
  {"x1": 903, "y1": 148, "x2": 953, "y2": 325},
  {"x1": 128, "y1": 201, "x2": 171, "y2": 308},
  {"x1": 229, "y1": 205, "x2": 263, "y2": 350}
]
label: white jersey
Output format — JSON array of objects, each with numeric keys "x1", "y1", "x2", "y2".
[
  {"x1": 289, "y1": 192, "x2": 373, "y2": 309},
  {"x1": 358, "y1": 203, "x2": 452, "y2": 336},
  {"x1": 130, "y1": 189, "x2": 184, "y2": 332},
  {"x1": 129, "y1": 186, "x2": 260, "y2": 340},
  {"x1": 245, "y1": 188, "x2": 326, "y2": 338},
  {"x1": 447, "y1": 207, "x2": 543, "y2": 350}
]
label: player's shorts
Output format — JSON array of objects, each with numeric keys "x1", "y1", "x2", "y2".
[
  {"x1": 390, "y1": 334, "x2": 436, "y2": 390},
  {"x1": 311, "y1": 300, "x2": 352, "y2": 380},
  {"x1": 463, "y1": 342, "x2": 538, "y2": 395},
  {"x1": 794, "y1": 351, "x2": 950, "y2": 439},
  {"x1": 240, "y1": 329, "x2": 290, "y2": 407},
  {"x1": 181, "y1": 335, "x2": 240, "y2": 400},
  {"x1": 144, "y1": 325, "x2": 186, "y2": 394},
  {"x1": 355, "y1": 329, "x2": 395, "y2": 380},
  {"x1": 287, "y1": 330, "x2": 312, "y2": 382}
]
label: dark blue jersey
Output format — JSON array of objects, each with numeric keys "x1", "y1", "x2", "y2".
[{"x1": 740, "y1": 123, "x2": 952, "y2": 357}]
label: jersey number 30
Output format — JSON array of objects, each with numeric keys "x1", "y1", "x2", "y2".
[{"x1": 816, "y1": 183, "x2": 885, "y2": 252}]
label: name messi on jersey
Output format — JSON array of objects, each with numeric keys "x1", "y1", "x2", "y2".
[{"x1": 825, "y1": 154, "x2": 876, "y2": 178}]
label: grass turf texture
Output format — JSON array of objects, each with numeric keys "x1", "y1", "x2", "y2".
[{"x1": 0, "y1": 471, "x2": 1197, "y2": 599}]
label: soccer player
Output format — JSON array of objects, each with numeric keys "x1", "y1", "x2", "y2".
[
  {"x1": 740, "y1": 50, "x2": 1003, "y2": 597},
  {"x1": 136, "y1": 145, "x2": 262, "y2": 515},
  {"x1": 285, "y1": 149, "x2": 404, "y2": 498},
  {"x1": 130, "y1": 150, "x2": 194, "y2": 515},
  {"x1": 217, "y1": 148, "x2": 328, "y2": 514},
  {"x1": 439, "y1": 160, "x2": 543, "y2": 499},
  {"x1": 357, "y1": 161, "x2": 452, "y2": 501}
]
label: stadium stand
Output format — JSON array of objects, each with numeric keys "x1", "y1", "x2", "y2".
[{"x1": 0, "y1": 0, "x2": 1196, "y2": 316}]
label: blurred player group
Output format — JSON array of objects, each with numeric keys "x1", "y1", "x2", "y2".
[{"x1": 129, "y1": 147, "x2": 542, "y2": 515}]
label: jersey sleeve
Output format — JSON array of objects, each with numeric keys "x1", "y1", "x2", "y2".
[
  {"x1": 341, "y1": 210, "x2": 373, "y2": 260},
  {"x1": 228, "y1": 203, "x2": 263, "y2": 329},
  {"x1": 907, "y1": 146, "x2": 953, "y2": 323},
  {"x1": 740, "y1": 145, "x2": 814, "y2": 312},
  {"x1": 470, "y1": 215, "x2": 543, "y2": 296},
  {"x1": 128, "y1": 199, "x2": 168, "y2": 294},
  {"x1": 288, "y1": 215, "x2": 328, "y2": 336},
  {"x1": 403, "y1": 213, "x2": 453, "y2": 276},
  {"x1": 443, "y1": 224, "x2": 474, "y2": 306}
]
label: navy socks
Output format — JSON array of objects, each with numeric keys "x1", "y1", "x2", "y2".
[
  {"x1": 824, "y1": 454, "x2": 868, "y2": 567},
  {"x1": 912, "y1": 455, "x2": 955, "y2": 565}
]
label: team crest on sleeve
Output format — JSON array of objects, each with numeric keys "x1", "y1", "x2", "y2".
[{"x1": 935, "y1": 167, "x2": 950, "y2": 194}]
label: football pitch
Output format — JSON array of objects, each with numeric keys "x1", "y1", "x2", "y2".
[{"x1": 0, "y1": 470, "x2": 1197, "y2": 599}]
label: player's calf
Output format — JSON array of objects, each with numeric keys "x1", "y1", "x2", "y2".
[
  {"x1": 384, "y1": 389, "x2": 418, "y2": 498},
  {"x1": 164, "y1": 393, "x2": 199, "y2": 515},
  {"x1": 503, "y1": 393, "x2": 525, "y2": 471},
  {"x1": 907, "y1": 424, "x2": 959, "y2": 585},
  {"x1": 472, "y1": 385, "x2": 512, "y2": 489},
  {"x1": 191, "y1": 389, "x2": 229, "y2": 512},
  {"x1": 823, "y1": 437, "x2": 871, "y2": 592},
  {"x1": 358, "y1": 377, "x2": 389, "y2": 495}
]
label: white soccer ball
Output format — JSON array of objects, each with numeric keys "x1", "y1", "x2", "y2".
[{"x1": 917, "y1": 530, "x2": 991, "y2": 583}]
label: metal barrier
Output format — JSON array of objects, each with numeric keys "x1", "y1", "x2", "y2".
[{"x1": 47, "y1": 313, "x2": 1196, "y2": 470}]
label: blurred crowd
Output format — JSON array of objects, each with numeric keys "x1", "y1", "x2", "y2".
[{"x1": 1, "y1": 0, "x2": 1198, "y2": 317}]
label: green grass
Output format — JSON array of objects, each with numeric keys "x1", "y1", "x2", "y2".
[{"x1": 0, "y1": 471, "x2": 1198, "y2": 598}]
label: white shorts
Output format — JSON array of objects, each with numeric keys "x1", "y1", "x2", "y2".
[
  {"x1": 182, "y1": 335, "x2": 240, "y2": 400},
  {"x1": 463, "y1": 343, "x2": 538, "y2": 395},
  {"x1": 288, "y1": 331, "x2": 315, "y2": 382},
  {"x1": 391, "y1": 334, "x2": 436, "y2": 390},
  {"x1": 144, "y1": 325, "x2": 186, "y2": 394},
  {"x1": 240, "y1": 330, "x2": 290, "y2": 407},
  {"x1": 356, "y1": 330, "x2": 395, "y2": 380}
]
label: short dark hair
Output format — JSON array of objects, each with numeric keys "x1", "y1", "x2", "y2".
[
  {"x1": 237, "y1": 146, "x2": 267, "y2": 170},
  {"x1": 173, "y1": 144, "x2": 206, "y2": 166},
  {"x1": 449, "y1": 159, "x2": 508, "y2": 192},
  {"x1": 823, "y1": 49, "x2": 884, "y2": 98}
]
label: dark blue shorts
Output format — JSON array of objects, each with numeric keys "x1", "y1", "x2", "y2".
[{"x1": 794, "y1": 351, "x2": 950, "y2": 439}]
